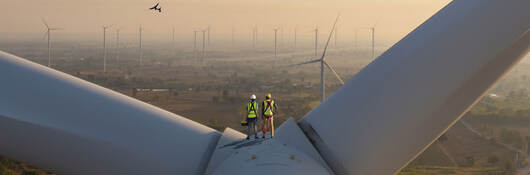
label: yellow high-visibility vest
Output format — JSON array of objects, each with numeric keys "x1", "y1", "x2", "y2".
[
  {"x1": 247, "y1": 101, "x2": 258, "y2": 118},
  {"x1": 263, "y1": 100, "x2": 275, "y2": 116}
]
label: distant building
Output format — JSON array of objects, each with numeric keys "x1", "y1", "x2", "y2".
[{"x1": 487, "y1": 93, "x2": 500, "y2": 98}]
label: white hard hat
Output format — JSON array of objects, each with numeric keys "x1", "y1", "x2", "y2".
[{"x1": 250, "y1": 94, "x2": 256, "y2": 100}]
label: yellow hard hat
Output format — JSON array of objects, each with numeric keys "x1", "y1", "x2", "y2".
[{"x1": 266, "y1": 93, "x2": 271, "y2": 98}]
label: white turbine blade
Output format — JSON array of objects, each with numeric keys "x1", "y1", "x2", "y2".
[
  {"x1": 323, "y1": 60, "x2": 344, "y2": 85},
  {"x1": 319, "y1": 14, "x2": 340, "y2": 60},
  {"x1": 289, "y1": 59, "x2": 321, "y2": 67},
  {"x1": 42, "y1": 31, "x2": 48, "y2": 40},
  {"x1": 0, "y1": 51, "x2": 221, "y2": 175},
  {"x1": 299, "y1": 0, "x2": 529, "y2": 175},
  {"x1": 41, "y1": 18, "x2": 49, "y2": 29}
]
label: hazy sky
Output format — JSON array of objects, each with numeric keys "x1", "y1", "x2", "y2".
[{"x1": 0, "y1": 0, "x2": 451, "y2": 43}]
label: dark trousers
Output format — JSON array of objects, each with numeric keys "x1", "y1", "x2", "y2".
[{"x1": 247, "y1": 117, "x2": 257, "y2": 138}]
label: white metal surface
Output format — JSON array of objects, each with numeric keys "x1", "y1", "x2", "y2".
[
  {"x1": 204, "y1": 128, "x2": 247, "y2": 175},
  {"x1": 0, "y1": 51, "x2": 221, "y2": 175},
  {"x1": 211, "y1": 135, "x2": 331, "y2": 175},
  {"x1": 275, "y1": 118, "x2": 334, "y2": 174},
  {"x1": 206, "y1": 120, "x2": 333, "y2": 175},
  {"x1": 299, "y1": 0, "x2": 530, "y2": 174}
]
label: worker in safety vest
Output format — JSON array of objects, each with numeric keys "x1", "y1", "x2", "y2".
[
  {"x1": 246, "y1": 94, "x2": 259, "y2": 140},
  {"x1": 261, "y1": 93, "x2": 278, "y2": 138}
]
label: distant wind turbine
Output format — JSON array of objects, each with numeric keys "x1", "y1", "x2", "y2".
[
  {"x1": 201, "y1": 29, "x2": 206, "y2": 63},
  {"x1": 252, "y1": 25, "x2": 256, "y2": 48},
  {"x1": 291, "y1": 14, "x2": 343, "y2": 102},
  {"x1": 354, "y1": 28, "x2": 358, "y2": 52},
  {"x1": 255, "y1": 25, "x2": 258, "y2": 47},
  {"x1": 251, "y1": 25, "x2": 258, "y2": 48},
  {"x1": 274, "y1": 27, "x2": 278, "y2": 59},
  {"x1": 294, "y1": 26, "x2": 298, "y2": 49},
  {"x1": 41, "y1": 18, "x2": 62, "y2": 67},
  {"x1": 139, "y1": 26, "x2": 143, "y2": 67},
  {"x1": 369, "y1": 26, "x2": 375, "y2": 59},
  {"x1": 231, "y1": 26, "x2": 235, "y2": 47},
  {"x1": 102, "y1": 25, "x2": 113, "y2": 73},
  {"x1": 194, "y1": 30, "x2": 197, "y2": 50},
  {"x1": 172, "y1": 27, "x2": 175, "y2": 53},
  {"x1": 116, "y1": 28, "x2": 120, "y2": 63},
  {"x1": 207, "y1": 26, "x2": 211, "y2": 47},
  {"x1": 367, "y1": 21, "x2": 379, "y2": 59},
  {"x1": 314, "y1": 26, "x2": 319, "y2": 58},
  {"x1": 194, "y1": 30, "x2": 198, "y2": 59}
]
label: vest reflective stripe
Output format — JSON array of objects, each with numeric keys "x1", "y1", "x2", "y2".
[
  {"x1": 247, "y1": 101, "x2": 258, "y2": 118},
  {"x1": 263, "y1": 100, "x2": 274, "y2": 116}
]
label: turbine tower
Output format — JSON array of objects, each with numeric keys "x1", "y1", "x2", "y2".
[
  {"x1": 274, "y1": 27, "x2": 278, "y2": 59},
  {"x1": 366, "y1": 21, "x2": 378, "y2": 59},
  {"x1": 354, "y1": 28, "x2": 358, "y2": 52},
  {"x1": 370, "y1": 27, "x2": 375, "y2": 59},
  {"x1": 231, "y1": 26, "x2": 235, "y2": 47},
  {"x1": 255, "y1": 25, "x2": 258, "y2": 47},
  {"x1": 139, "y1": 26, "x2": 143, "y2": 67},
  {"x1": 314, "y1": 26, "x2": 319, "y2": 57},
  {"x1": 194, "y1": 30, "x2": 198, "y2": 60},
  {"x1": 207, "y1": 25, "x2": 211, "y2": 47},
  {"x1": 102, "y1": 25, "x2": 112, "y2": 73},
  {"x1": 116, "y1": 28, "x2": 120, "y2": 63},
  {"x1": 172, "y1": 27, "x2": 175, "y2": 54},
  {"x1": 294, "y1": 26, "x2": 297, "y2": 50},
  {"x1": 252, "y1": 25, "x2": 256, "y2": 48},
  {"x1": 292, "y1": 15, "x2": 343, "y2": 102},
  {"x1": 201, "y1": 29, "x2": 206, "y2": 63},
  {"x1": 41, "y1": 18, "x2": 62, "y2": 68}
]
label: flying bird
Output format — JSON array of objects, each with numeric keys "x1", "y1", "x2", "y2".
[{"x1": 149, "y1": 3, "x2": 162, "y2": 12}]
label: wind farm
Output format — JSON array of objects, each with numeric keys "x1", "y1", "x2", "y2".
[{"x1": 1, "y1": 0, "x2": 529, "y2": 175}]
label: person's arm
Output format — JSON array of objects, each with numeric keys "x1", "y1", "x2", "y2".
[
  {"x1": 256, "y1": 102, "x2": 260, "y2": 121},
  {"x1": 274, "y1": 101, "x2": 279, "y2": 115}
]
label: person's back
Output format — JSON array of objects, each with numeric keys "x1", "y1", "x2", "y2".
[
  {"x1": 261, "y1": 93, "x2": 277, "y2": 138},
  {"x1": 245, "y1": 94, "x2": 258, "y2": 139}
]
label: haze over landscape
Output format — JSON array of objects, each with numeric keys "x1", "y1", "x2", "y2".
[{"x1": 1, "y1": 0, "x2": 450, "y2": 44}]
